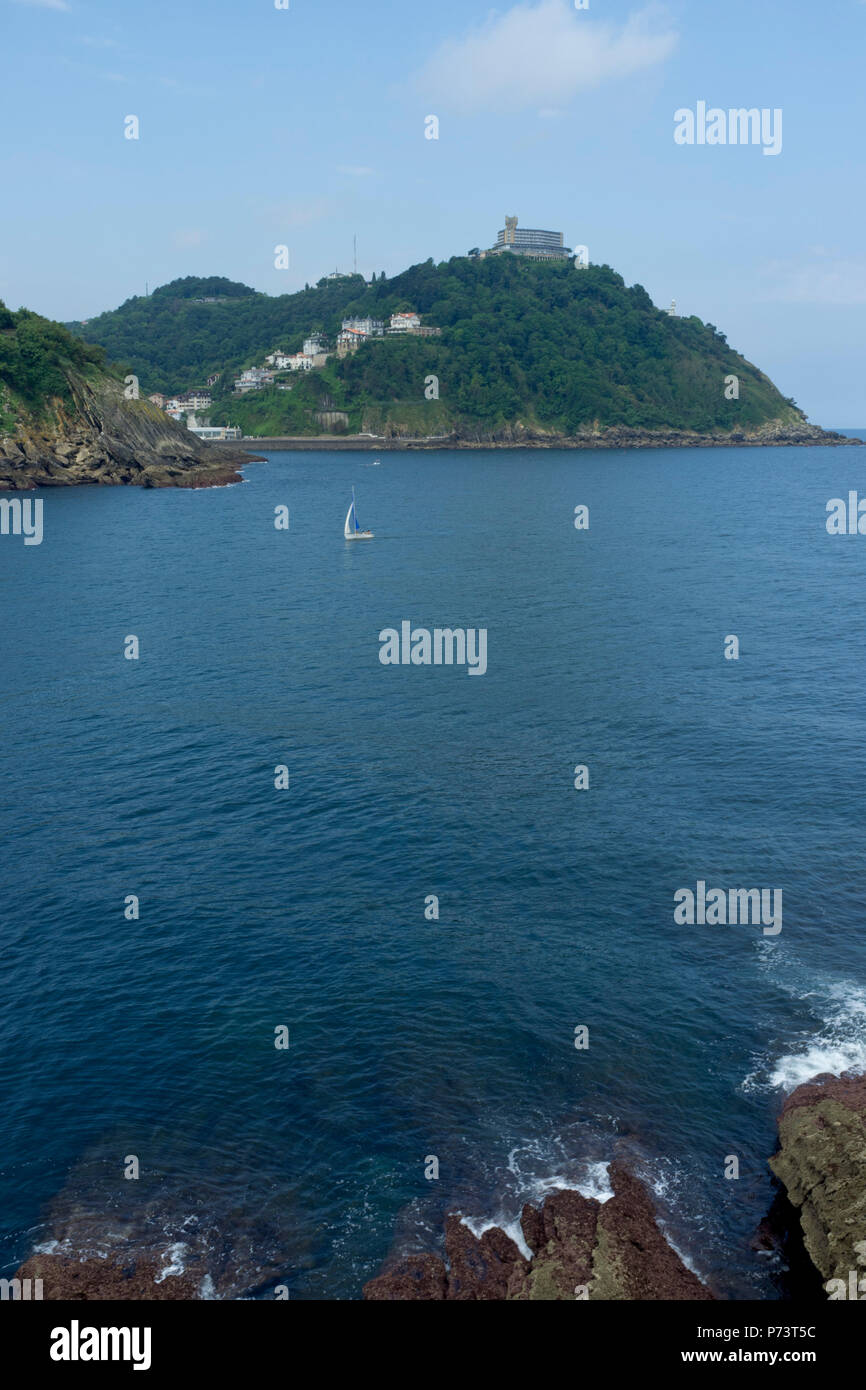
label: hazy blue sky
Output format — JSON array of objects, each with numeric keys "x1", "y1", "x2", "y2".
[{"x1": 1, "y1": 0, "x2": 863, "y2": 422}]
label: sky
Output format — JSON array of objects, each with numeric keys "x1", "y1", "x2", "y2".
[{"x1": 1, "y1": 0, "x2": 864, "y2": 424}]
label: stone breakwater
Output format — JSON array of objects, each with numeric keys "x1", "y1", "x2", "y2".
[
  {"x1": 364, "y1": 1162, "x2": 713, "y2": 1301},
  {"x1": 0, "y1": 377, "x2": 261, "y2": 490}
]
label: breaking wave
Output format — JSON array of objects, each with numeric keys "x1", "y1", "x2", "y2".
[{"x1": 742, "y1": 943, "x2": 866, "y2": 1094}]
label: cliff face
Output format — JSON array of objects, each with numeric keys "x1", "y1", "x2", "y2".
[
  {"x1": 0, "y1": 374, "x2": 256, "y2": 490},
  {"x1": 363, "y1": 1161, "x2": 712, "y2": 1301},
  {"x1": 769, "y1": 1073, "x2": 866, "y2": 1292}
]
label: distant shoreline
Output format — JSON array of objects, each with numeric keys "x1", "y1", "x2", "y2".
[{"x1": 227, "y1": 425, "x2": 863, "y2": 452}]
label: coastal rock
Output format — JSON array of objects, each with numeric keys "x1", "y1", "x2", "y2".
[
  {"x1": 363, "y1": 1161, "x2": 712, "y2": 1300},
  {"x1": 362, "y1": 1253, "x2": 448, "y2": 1301},
  {"x1": 0, "y1": 376, "x2": 260, "y2": 490},
  {"x1": 444, "y1": 1214, "x2": 529, "y2": 1300},
  {"x1": 769, "y1": 1072, "x2": 866, "y2": 1287},
  {"x1": 243, "y1": 420, "x2": 861, "y2": 451},
  {"x1": 14, "y1": 1251, "x2": 200, "y2": 1300}
]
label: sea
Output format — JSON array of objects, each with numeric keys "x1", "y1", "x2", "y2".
[{"x1": 2, "y1": 437, "x2": 865, "y2": 1299}]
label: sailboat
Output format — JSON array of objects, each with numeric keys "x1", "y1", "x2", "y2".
[{"x1": 344, "y1": 486, "x2": 374, "y2": 540}]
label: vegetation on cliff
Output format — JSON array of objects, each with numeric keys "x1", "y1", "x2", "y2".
[
  {"x1": 0, "y1": 299, "x2": 251, "y2": 488},
  {"x1": 0, "y1": 300, "x2": 109, "y2": 433},
  {"x1": 69, "y1": 258, "x2": 805, "y2": 438}
]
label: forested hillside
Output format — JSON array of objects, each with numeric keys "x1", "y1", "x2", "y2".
[
  {"x1": 0, "y1": 302, "x2": 110, "y2": 432},
  {"x1": 68, "y1": 256, "x2": 802, "y2": 437}
]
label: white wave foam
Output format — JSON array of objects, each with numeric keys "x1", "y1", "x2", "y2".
[
  {"x1": 767, "y1": 1040, "x2": 866, "y2": 1093},
  {"x1": 31, "y1": 1239, "x2": 60, "y2": 1256},
  {"x1": 657, "y1": 1225, "x2": 706, "y2": 1280},
  {"x1": 460, "y1": 1212, "x2": 534, "y2": 1261},
  {"x1": 154, "y1": 1242, "x2": 189, "y2": 1283},
  {"x1": 505, "y1": 1140, "x2": 614, "y2": 1206},
  {"x1": 742, "y1": 946, "x2": 866, "y2": 1094},
  {"x1": 575, "y1": 1161, "x2": 614, "y2": 1204},
  {"x1": 460, "y1": 1156, "x2": 614, "y2": 1260}
]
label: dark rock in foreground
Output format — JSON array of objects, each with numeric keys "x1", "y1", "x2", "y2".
[
  {"x1": 14, "y1": 1251, "x2": 200, "y2": 1300},
  {"x1": 769, "y1": 1072, "x2": 866, "y2": 1289},
  {"x1": 0, "y1": 375, "x2": 261, "y2": 490},
  {"x1": 364, "y1": 1161, "x2": 712, "y2": 1300}
]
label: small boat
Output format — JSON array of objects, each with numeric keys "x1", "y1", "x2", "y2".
[{"x1": 344, "y1": 486, "x2": 374, "y2": 540}]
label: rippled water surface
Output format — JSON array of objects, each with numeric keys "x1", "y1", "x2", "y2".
[{"x1": 2, "y1": 443, "x2": 865, "y2": 1297}]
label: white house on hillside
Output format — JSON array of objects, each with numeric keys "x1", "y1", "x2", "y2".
[{"x1": 388, "y1": 312, "x2": 421, "y2": 334}]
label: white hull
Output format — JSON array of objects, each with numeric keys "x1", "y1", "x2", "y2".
[{"x1": 344, "y1": 492, "x2": 373, "y2": 540}]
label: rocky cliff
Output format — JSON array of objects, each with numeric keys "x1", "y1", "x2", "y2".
[
  {"x1": 363, "y1": 1161, "x2": 712, "y2": 1301},
  {"x1": 0, "y1": 374, "x2": 257, "y2": 490},
  {"x1": 769, "y1": 1072, "x2": 866, "y2": 1294}
]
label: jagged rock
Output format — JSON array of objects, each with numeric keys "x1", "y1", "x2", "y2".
[
  {"x1": 0, "y1": 376, "x2": 261, "y2": 490},
  {"x1": 510, "y1": 1188, "x2": 598, "y2": 1298},
  {"x1": 444, "y1": 1214, "x2": 529, "y2": 1300},
  {"x1": 591, "y1": 1164, "x2": 711, "y2": 1300},
  {"x1": 769, "y1": 1072, "x2": 866, "y2": 1286},
  {"x1": 363, "y1": 1161, "x2": 712, "y2": 1300}
]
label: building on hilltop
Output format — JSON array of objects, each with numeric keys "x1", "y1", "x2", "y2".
[{"x1": 481, "y1": 215, "x2": 572, "y2": 262}]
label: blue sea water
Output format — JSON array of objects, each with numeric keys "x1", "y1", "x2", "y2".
[{"x1": 2, "y1": 440, "x2": 866, "y2": 1299}]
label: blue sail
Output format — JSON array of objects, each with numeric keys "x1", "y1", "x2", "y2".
[{"x1": 345, "y1": 487, "x2": 371, "y2": 538}]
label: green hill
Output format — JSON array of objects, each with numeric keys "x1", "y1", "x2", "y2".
[
  {"x1": 0, "y1": 302, "x2": 111, "y2": 434},
  {"x1": 68, "y1": 257, "x2": 808, "y2": 440}
]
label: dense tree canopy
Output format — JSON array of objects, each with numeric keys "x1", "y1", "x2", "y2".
[
  {"x1": 0, "y1": 301, "x2": 107, "y2": 417},
  {"x1": 67, "y1": 257, "x2": 798, "y2": 435}
]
